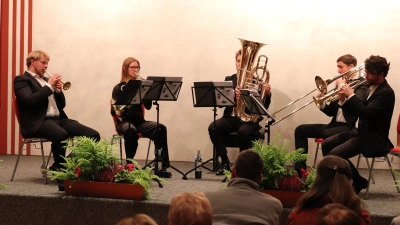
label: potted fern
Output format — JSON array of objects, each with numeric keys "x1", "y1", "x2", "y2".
[
  {"x1": 50, "y1": 136, "x2": 163, "y2": 200},
  {"x1": 252, "y1": 133, "x2": 315, "y2": 207}
]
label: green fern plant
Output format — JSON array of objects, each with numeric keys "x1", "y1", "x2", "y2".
[
  {"x1": 50, "y1": 136, "x2": 163, "y2": 199},
  {"x1": 252, "y1": 133, "x2": 309, "y2": 190}
]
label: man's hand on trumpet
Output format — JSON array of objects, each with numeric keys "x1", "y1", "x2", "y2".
[
  {"x1": 338, "y1": 83, "x2": 354, "y2": 101},
  {"x1": 47, "y1": 73, "x2": 62, "y2": 89}
]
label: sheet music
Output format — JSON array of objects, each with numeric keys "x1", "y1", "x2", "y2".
[
  {"x1": 130, "y1": 80, "x2": 153, "y2": 104},
  {"x1": 160, "y1": 77, "x2": 182, "y2": 100}
]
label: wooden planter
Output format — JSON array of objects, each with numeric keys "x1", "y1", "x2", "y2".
[
  {"x1": 261, "y1": 190, "x2": 305, "y2": 208},
  {"x1": 64, "y1": 180, "x2": 145, "y2": 200}
]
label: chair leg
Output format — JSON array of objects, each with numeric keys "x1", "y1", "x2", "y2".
[
  {"x1": 386, "y1": 155, "x2": 400, "y2": 193},
  {"x1": 364, "y1": 158, "x2": 375, "y2": 200},
  {"x1": 364, "y1": 157, "x2": 375, "y2": 184},
  {"x1": 145, "y1": 140, "x2": 152, "y2": 166},
  {"x1": 45, "y1": 151, "x2": 52, "y2": 169},
  {"x1": 11, "y1": 140, "x2": 25, "y2": 181},
  {"x1": 39, "y1": 141, "x2": 48, "y2": 184},
  {"x1": 313, "y1": 143, "x2": 320, "y2": 167},
  {"x1": 356, "y1": 153, "x2": 361, "y2": 168}
]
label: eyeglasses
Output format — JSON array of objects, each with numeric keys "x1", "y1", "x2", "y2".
[{"x1": 129, "y1": 66, "x2": 141, "y2": 70}]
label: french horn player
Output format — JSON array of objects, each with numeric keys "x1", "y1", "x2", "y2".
[
  {"x1": 111, "y1": 57, "x2": 172, "y2": 178},
  {"x1": 208, "y1": 44, "x2": 272, "y2": 176},
  {"x1": 293, "y1": 54, "x2": 369, "y2": 176}
]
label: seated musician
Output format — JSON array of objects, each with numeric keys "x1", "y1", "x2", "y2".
[
  {"x1": 294, "y1": 54, "x2": 369, "y2": 176},
  {"x1": 208, "y1": 49, "x2": 271, "y2": 175},
  {"x1": 111, "y1": 57, "x2": 172, "y2": 178}
]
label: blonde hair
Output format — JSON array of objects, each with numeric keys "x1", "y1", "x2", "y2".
[
  {"x1": 120, "y1": 57, "x2": 140, "y2": 83},
  {"x1": 168, "y1": 192, "x2": 212, "y2": 225},
  {"x1": 26, "y1": 50, "x2": 50, "y2": 68}
]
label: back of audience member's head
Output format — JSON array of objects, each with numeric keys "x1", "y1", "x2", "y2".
[
  {"x1": 296, "y1": 155, "x2": 365, "y2": 217},
  {"x1": 232, "y1": 149, "x2": 263, "y2": 183},
  {"x1": 316, "y1": 203, "x2": 360, "y2": 225},
  {"x1": 169, "y1": 192, "x2": 212, "y2": 225},
  {"x1": 115, "y1": 213, "x2": 157, "y2": 225}
]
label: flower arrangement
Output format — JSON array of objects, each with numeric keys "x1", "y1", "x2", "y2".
[
  {"x1": 224, "y1": 133, "x2": 315, "y2": 192},
  {"x1": 50, "y1": 136, "x2": 163, "y2": 199},
  {"x1": 252, "y1": 134, "x2": 315, "y2": 191}
]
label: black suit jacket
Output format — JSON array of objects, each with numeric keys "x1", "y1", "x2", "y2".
[
  {"x1": 14, "y1": 72, "x2": 67, "y2": 137},
  {"x1": 222, "y1": 74, "x2": 272, "y2": 118},
  {"x1": 342, "y1": 80, "x2": 395, "y2": 157},
  {"x1": 322, "y1": 83, "x2": 369, "y2": 127}
]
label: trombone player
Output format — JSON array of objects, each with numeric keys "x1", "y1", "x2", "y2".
[{"x1": 294, "y1": 54, "x2": 369, "y2": 175}]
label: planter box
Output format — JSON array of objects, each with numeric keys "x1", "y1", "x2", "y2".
[
  {"x1": 64, "y1": 180, "x2": 145, "y2": 200},
  {"x1": 261, "y1": 190, "x2": 305, "y2": 208}
]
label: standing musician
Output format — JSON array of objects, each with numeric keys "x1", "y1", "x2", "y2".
[
  {"x1": 14, "y1": 50, "x2": 100, "y2": 172},
  {"x1": 322, "y1": 55, "x2": 394, "y2": 194},
  {"x1": 294, "y1": 54, "x2": 369, "y2": 175},
  {"x1": 208, "y1": 49, "x2": 272, "y2": 175},
  {"x1": 111, "y1": 57, "x2": 172, "y2": 178}
]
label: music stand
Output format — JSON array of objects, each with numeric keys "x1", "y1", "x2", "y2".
[
  {"x1": 143, "y1": 76, "x2": 185, "y2": 178},
  {"x1": 182, "y1": 81, "x2": 235, "y2": 180},
  {"x1": 240, "y1": 89, "x2": 275, "y2": 143}
]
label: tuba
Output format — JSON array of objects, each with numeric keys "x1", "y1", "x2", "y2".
[{"x1": 234, "y1": 38, "x2": 270, "y2": 123}]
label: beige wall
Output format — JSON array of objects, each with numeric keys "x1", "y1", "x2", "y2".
[{"x1": 30, "y1": 0, "x2": 400, "y2": 168}]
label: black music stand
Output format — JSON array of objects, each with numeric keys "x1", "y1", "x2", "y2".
[
  {"x1": 240, "y1": 89, "x2": 275, "y2": 143},
  {"x1": 182, "y1": 81, "x2": 235, "y2": 180},
  {"x1": 143, "y1": 76, "x2": 185, "y2": 178}
]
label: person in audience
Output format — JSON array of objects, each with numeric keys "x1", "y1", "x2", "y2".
[
  {"x1": 392, "y1": 215, "x2": 400, "y2": 225},
  {"x1": 316, "y1": 203, "x2": 359, "y2": 225},
  {"x1": 168, "y1": 192, "x2": 212, "y2": 225},
  {"x1": 208, "y1": 49, "x2": 272, "y2": 175},
  {"x1": 287, "y1": 155, "x2": 372, "y2": 225},
  {"x1": 205, "y1": 150, "x2": 282, "y2": 225},
  {"x1": 115, "y1": 213, "x2": 157, "y2": 225}
]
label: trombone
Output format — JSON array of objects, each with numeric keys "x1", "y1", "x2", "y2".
[
  {"x1": 271, "y1": 64, "x2": 365, "y2": 125},
  {"x1": 45, "y1": 71, "x2": 71, "y2": 91}
]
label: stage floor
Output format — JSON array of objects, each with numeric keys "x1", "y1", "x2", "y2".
[{"x1": 1, "y1": 155, "x2": 400, "y2": 225}]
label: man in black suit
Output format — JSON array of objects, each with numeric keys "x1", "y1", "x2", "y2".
[
  {"x1": 322, "y1": 55, "x2": 395, "y2": 194},
  {"x1": 294, "y1": 54, "x2": 369, "y2": 174},
  {"x1": 14, "y1": 50, "x2": 100, "y2": 172},
  {"x1": 208, "y1": 49, "x2": 271, "y2": 175}
]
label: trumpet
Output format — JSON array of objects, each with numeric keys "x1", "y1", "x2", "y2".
[{"x1": 45, "y1": 71, "x2": 71, "y2": 90}]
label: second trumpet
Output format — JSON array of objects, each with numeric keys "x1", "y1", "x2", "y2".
[{"x1": 45, "y1": 71, "x2": 71, "y2": 90}]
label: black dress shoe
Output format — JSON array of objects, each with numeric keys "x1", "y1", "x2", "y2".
[
  {"x1": 216, "y1": 163, "x2": 231, "y2": 176},
  {"x1": 155, "y1": 168, "x2": 172, "y2": 178},
  {"x1": 56, "y1": 179, "x2": 65, "y2": 191},
  {"x1": 353, "y1": 177, "x2": 368, "y2": 194}
]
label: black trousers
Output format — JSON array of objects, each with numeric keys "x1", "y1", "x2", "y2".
[
  {"x1": 117, "y1": 120, "x2": 170, "y2": 167},
  {"x1": 29, "y1": 117, "x2": 100, "y2": 167},
  {"x1": 321, "y1": 129, "x2": 363, "y2": 182},
  {"x1": 294, "y1": 122, "x2": 349, "y2": 170},
  {"x1": 208, "y1": 116, "x2": 259, "y2": 157}
]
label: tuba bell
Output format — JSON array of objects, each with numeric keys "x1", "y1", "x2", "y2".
[{"x1": 234, "y1": 38, "x2": 270, "y2": 123}]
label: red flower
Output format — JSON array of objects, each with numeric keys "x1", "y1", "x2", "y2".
[
  {"x1": 300, "y1": 168, "x2": 306, "y2": 175},
  {"x1": 304, "y1": 172, "x2": 309, "y2": 177},
  {"x1": 74, "y1": 167, "x2": 81, "y2": 177},
  {"x1": 126, "y1": 164, "x2": 135, "y2": 172}
]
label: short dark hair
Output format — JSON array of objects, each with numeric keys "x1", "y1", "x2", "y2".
[
  {"x1": 337, "y1": 54, "x2": 357, "y2": 67},
  {"x1": 364, "y1": 55, "x2": 390, "y2": 77},
  {"x1": 234, "y1": 150, "x2": 263, "y2": 182}
]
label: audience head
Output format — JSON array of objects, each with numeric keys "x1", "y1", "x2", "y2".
[
  {"x1": 115, "y1": 213, "x2": 157, "y2": 225},
  {"x1": 231, "y1": 150, "x2": 263, "y2": 183},
  {"x1": 316, "y1": 203, "x2": 359, "y2": 225},
  {"x1": 168, "y1": 192, "x2": 212, "y2": 225},
  {"x1": 296, "y1": 155, "x2": 364, "y2": 216}
]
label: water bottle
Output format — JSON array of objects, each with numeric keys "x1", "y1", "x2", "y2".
[
  {"x1": 157, "y1": 148, "x2": 163, "y2": 170},
  {"x1": 195, "y1": 149, "x2": 202, "y2": 179}
]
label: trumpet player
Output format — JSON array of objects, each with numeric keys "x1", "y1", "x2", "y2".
[
  {"x1": 111, "y1": 57, "x2": 172, "y2": 178},
  {"x1": 208, "y1": 49, "x2": 272, "y2": 176},
  {"x1": 13, "y1": 50, "x2": 100, "y2": 179},
  {"x1": 294, "y1": 54, "x2": 369, "y2": 176},
  {"x1": 322, "y1": 55, "x2": 395, "y2": 194}
]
